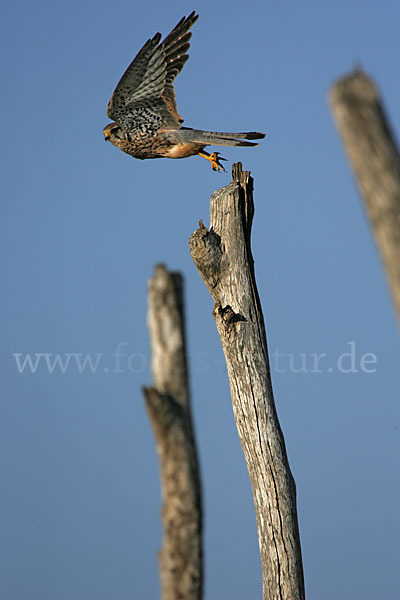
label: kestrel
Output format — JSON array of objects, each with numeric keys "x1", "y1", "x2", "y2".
[{"x1": 103, "y1": 12, "x2": 265, "y2": 171}]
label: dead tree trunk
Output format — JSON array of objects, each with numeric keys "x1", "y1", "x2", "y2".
[
  {"x1": 143, "y1": 265, "x2": 203, "y2": 600},
  {"x1": 189, "y1": 164, "x2": 305, "y2": 600},
  {"x1": 329, "y1": 68, "x2": 400, "y2": 325}
]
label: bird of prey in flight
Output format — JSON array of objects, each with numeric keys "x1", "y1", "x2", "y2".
[{"x1": 103, "y1": 12, "x2": 265, "y2": 171}]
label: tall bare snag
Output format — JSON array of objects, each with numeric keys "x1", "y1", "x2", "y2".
[{"x1": 189, "y1": 164, "x2": 305, "y2": 600}]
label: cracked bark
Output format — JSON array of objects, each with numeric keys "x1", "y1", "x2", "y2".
[
  {"x1": 329, "y1": 68, "x2": 400, "y2": 325},
  {"x1": 189, "y1": 164, "x2": 305, "y2": 600},
  {"x1": 143, "y1": 265, "x2": 203, "y2": 600}
]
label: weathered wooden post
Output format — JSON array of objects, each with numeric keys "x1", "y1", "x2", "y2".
[
  {"x1": 330, "y1": 68, "x2": 400, "y2": 325},
  {"x1": 189, "y1": 164, "x2": 305, "y2": 600},
  {"x1": 143, "y1": 265, "x2": 203, "y2": 600}
]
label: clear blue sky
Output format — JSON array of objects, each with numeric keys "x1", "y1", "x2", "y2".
[{"x1": 2, "y1": 0, "x2": 400, "y2": 598}]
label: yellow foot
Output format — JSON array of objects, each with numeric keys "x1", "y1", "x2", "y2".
[
  {"x1": 210, "y1": 152, "x2": 227, "y2": 172},
  {"x1": 198, "y1": 151, "x2": 227, "y2": 172}
]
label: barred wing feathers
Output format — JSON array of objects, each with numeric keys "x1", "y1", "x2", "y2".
[{"x1": 106, "y1": 12, "x2": 198, "y2": 133}]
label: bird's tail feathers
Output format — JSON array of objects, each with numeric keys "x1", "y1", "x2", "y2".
[{"x1": 179, "y1": 127, "x2": 265, "y2": 147}]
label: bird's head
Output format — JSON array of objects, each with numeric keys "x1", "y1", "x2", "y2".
[{"x1": 103, "y1": 123, "x2": 122, "y2": 144}]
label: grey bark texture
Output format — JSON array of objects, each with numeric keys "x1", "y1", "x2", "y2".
[
  {"x1": 189, "y1": 164, "x2": 305, "y2": 600},
  {"x1": 143, "y1": 265, "x2": 203, "y2": 600},
  {"x1": 329, "y1": 68, "x2": 400, "y2": 325}
]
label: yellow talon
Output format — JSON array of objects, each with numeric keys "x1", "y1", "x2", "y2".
[
  {"x1": 198, "y1": 151, "x2": 227, "y2": 172},
  {"x1": 210, "y1": 152, "x2": 226, "y2": 172}
]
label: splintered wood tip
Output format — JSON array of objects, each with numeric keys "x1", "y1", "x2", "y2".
[{"x1": 232, "y1": 162, "x2": 243, "y2": 182}]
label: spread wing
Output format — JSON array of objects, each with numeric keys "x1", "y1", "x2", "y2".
[{"x1": 106, "y1": 12, "x2": 199, "y2": 136}]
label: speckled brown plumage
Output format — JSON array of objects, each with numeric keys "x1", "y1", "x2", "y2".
[{"x1": 103, "y1": 12, "x2": 265, "y2": 171}]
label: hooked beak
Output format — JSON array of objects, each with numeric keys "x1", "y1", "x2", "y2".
[{"x1": 104, "y1": 134, "x2": 110, "y2": 141}]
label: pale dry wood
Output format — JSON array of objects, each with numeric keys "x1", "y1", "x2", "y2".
[
  {"x1": 330, "y1": 68, "x2": 400, "y2": 324},
  {"x1": 189, "y1": 164, "x2": 305, "y2": 600},
  {"x1": 143, "y1": 265, "x2": 203, "y2": 600}
]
